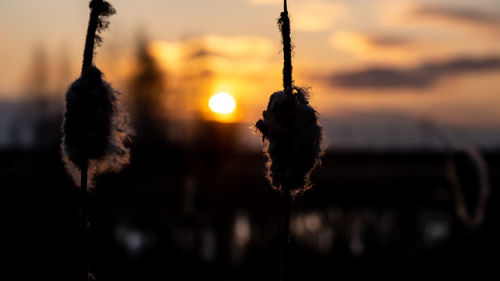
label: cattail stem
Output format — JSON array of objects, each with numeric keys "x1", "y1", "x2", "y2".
[
  {"x1": 257, "y1": 2, "x2": 322, "y2": 279},
  {"x1": 280, "y1": 187, "x2": 291, "y2": 281},
  {"x1": 66, "y1": 2, "x2": 117, "y2": 279},
  {"x1": 82, "y1": 5, "x2": 100, "y2": 71},
  {"x1": 79, "y1": 159, "x2": 89, "y2": 281},
  {"x1": 279, "y1": 1, "x2": 293, "y2": 280},
  {"x1": 280, "y1": 0, "x2": 293, "y2": 93}
]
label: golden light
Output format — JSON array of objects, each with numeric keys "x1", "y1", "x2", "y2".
[{"x1": 209, "y1": 92, "x2": 236, "y2": 114}]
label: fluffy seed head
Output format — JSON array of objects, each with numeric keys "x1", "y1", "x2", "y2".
[
  {"x1": 255, "y1": 87, "x2": 324, "y2": 196},
  {"x1": 62, "y1": 66, "x2": 133, "y2": 187}
]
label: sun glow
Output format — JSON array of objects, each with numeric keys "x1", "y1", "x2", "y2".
[{"x1": 209, "y1": 92, "x2": 236, "y2": 114}]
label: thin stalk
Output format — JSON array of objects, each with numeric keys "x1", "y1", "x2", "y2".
[
  {"x1": 82, "y1": 7, "x2": 100, "y2": 71},
  {"x1": 79, "y1": 3, "x2": 96, "y2": 279},
  {"x1": 281, "y1": 0, "x2": 293, "y2": 93},
  {"x1": 280, "y1": 1, "x2": 293, "y2": 280},
  {"x1": 280, "y1": 187, "x2": 291, "y2": 281},
  {"x1": 80, "y1": 3, "x2": 96, "y2": 278},
  {"x1": 79, "y1": 159, "x2": 89, "y2": 281}
]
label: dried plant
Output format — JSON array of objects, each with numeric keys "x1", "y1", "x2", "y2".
[
  {"x1": 256, "y1": 86, "x2": 323, "y2": 196},
  {"x1": 62, "y1": 0, "x2": 132, "y2": 188},
  {"x1": 60, "y1": 1, "x2": 131, "y2": 280},
  {"x1": 254, "y1": 1, "x2": 324, "y2": 280},
  {"x1": 255, "y1": 1, "x2": 324, "y2": 198}
]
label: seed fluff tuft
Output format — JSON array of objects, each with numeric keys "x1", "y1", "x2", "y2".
[
  {"x1": 62, "y1": 67, "x2": 133, "y2": 188},
  {"x1": 255, "y1": 87, "x2": 324, "y2": 197}
]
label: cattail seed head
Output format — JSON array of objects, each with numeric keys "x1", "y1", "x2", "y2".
[
  {"x1": 62, "y1": 67, "x2": 133, "y2": 188},
  {"x1": 62, "y1": 0, "x2": 132, "y2": 188},
  {"x1": 63, "y1": 66, "x2": 113, "y2": 165},
  {"x1": 255, "y1": 87, "x2": 324, "y2": 196}
]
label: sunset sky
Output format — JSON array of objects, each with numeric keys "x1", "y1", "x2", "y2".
[{"x1": 1, "y1": 0, "x2": 499, "y2": 130}]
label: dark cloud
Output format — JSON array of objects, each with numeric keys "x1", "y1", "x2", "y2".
[
  {"x1": 188, "y1": 49, "x2": 224, "y2": 59},
  {"x1": 366, "y1": 35, "x2": 413, "y2": 47},
  {"x1": 331, "y1": 57, "x2": 500, "y2": 89},
  {"x1": 413, "y1": 5, "x2": 500, "y2": 26},
  {"x1": 333, "y1": 68, "x2": 434, "y2": 89}
]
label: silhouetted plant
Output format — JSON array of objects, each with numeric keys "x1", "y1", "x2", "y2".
[
  {"x1": 255, "y1": 1, "x2": 324, "y2": 280},
  {"x1": 61, "y1": 1, "x2": 131, "y2": 280}
]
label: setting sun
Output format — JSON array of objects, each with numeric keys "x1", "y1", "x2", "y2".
[{"x1": 209, "y1": 92, "x2": 236, "y2": 114}]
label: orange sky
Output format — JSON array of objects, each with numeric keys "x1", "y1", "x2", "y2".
[{"x1": 0, "y1": 0, "x2": 499, "y2": 128}]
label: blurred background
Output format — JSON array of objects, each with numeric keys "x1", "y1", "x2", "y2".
[{"x1": 1, "y1": 0, "x2": 499, "y2": 280}]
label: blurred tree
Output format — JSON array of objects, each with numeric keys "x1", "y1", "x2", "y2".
[
  {"x1": 25, "y1": 45, "x2": 51, "y2": 110},
  {"x1": 128, "y1": 36, "x2": 168, "y2": 145},
  {"x1": 27, "y1": 45, "x2": 50, "y2": 95},
  {"x1": 22, "y1": 45, "x2": 58, "y2": 149},
  {"x1": 55, "y1": 45, "x2": 73, "y2": 97}
]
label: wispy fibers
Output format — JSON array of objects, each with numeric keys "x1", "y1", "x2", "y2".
[
  {"x1": 61, "y1": 1, "x2": 132, "y2": 280},
  {"x1": 254, "y1": 1, "x2": 324, "y2": 280}
]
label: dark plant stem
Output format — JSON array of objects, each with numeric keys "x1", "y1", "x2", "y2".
[
  {"x1": 79, "y1": 3, "x2": 95, "y2": 280},
  {"x1": 82, "y1": 6, "x2": 100, "y2": 71},
  {"x1": 280, "y1": 1, "x2": 293, "y2": 281},
  {"x1": 79, "y1": 159, "x2": 89, "y2": 281},
  {"x1": 280, "y1": 186, "x2": 291, "y2": 281},
  {"x1": 281, "y1": 0, "x2": 293, "y2": 93}
]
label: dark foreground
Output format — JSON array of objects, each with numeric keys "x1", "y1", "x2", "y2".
[{"x1": 4, "y1": 144, "x2": 500, "y2": 280}]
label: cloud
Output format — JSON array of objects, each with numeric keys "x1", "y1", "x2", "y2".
[
  {"x1": 329, "y1": 31, "x2": 421, "y2": 64},
  {"x1": 150, "y1": 35, "x2": 276, "y2": 74},
  {"x1": 330, "y1": 31, "x2": 413, "y2": 51},
  {"x1": 330, "y1": 56, "x2": 500, "y2": 89},
  {"x1": 196, "y1": 35, "x2": 275, "y2": 59},
  {"x1": 330, "y1": 23, "x2": 500, "y2": 65},
  {"x1": 411, "y1": 5, "x2": 500, "y2": 28},
  {"x1": 364, "y1": 35, "x2": 412, "y2": 47},
  {"x1": 293, "y1": 1, "x2": 347, "y2": 31},
  {"x1": 248, "y1": 0, "x2": 348, "y2": 31},
  {"x1": 188, "y1": 49, "x2": 223, "y2": 59}
]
